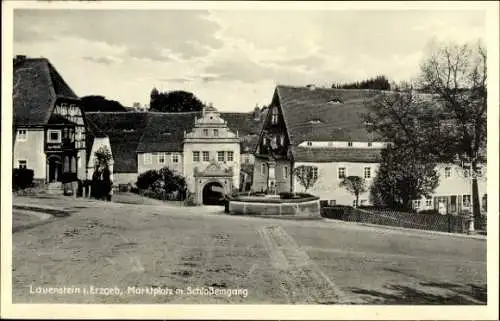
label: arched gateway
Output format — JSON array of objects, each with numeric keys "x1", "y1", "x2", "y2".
[{"x1": 202, "y1": 181, "x2": 224, "y2": 205}]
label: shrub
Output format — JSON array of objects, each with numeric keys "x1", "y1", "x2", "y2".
[
  {"x1": 136, "y1": 170, "x2": 161, "y2": 190},
  {"x1": 13, "y1": 168, "x2": 34, "y2": 190}
]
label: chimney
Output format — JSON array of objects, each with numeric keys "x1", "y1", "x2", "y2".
[{"x1": 306, "y1": 84, "x2": 316, "y2": 91}]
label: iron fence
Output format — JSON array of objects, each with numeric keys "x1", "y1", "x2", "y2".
[{"x1": 321, "y1": 207, "x2": 478, "y2": 234}]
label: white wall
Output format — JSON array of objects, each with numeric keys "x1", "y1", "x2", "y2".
[
  {"x1": 13, "y1": 129, "x2": 46, "y2": 180},
  {"x1": 293, "y1": 161, "x2": 378, "y2": 205},
  {"x1": 183, "y1": 142, "x2": 240, "y2": 193}
]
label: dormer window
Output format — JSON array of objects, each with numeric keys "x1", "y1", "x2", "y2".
[
  {"x1": 347, "y1": 142, "x2": 353, "y2": 147},
  {"x1": 307, "y1": 141, "x2": 312, "y2": 146},
  {"x1": 368, "y1": 142, "x2": 372, "y2": 147},
  {"x1": 308, "y1": 119, "x2": 322, "y2": 124}
]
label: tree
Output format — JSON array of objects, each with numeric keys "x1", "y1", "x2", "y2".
[
  {"x1": 81, "y1": 95, "x2": 127, "y2": 112},
  {"x1": 370, "y1": 145, "x2": 440, "y2": 211},
  {"x1": 332, "y1": 75, "x2": 391, "y2": 90},
  {"x1": 293, "y1": 165, "x2": 318, "y2": 192},
  {"x1": 361, "y1": 86, "x2": 446, "y2": 211},
  {"x1": 339, "y1": 176, "x2": 367, "y2": 207},
  {"x1": 149, "y1": 89, "x2": 205, "y2": 112},
  {"x1": 136, "y1": 169, "x2": 161, "y2": 190},
  {"x1": 91, "y1": 146, "x2": 113, "y2": 200},
  {"x1": 418, "y1": 40, "x2": 487, "y2": 227}
]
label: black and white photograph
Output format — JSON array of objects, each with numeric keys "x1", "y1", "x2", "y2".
[{"x1": 2, "y1": 1, "x2": 499, "y2": 319}]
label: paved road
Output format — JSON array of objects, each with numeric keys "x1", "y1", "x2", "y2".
[{"x1": 12, "y1": 195, "x2": 486, "y2": 304}]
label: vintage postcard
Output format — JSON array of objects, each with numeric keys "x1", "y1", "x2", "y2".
[{"x1": 1, "y1": 1, "x2": 499, "y2": 319}]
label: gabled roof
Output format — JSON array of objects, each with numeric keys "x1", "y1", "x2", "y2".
[
  {"x1": 294, "y1": 147, "x2": 383, "y2": 163},
  {"x1": 85, "y1": 112, "x2": 149, "y2": 173},
  {"x1": 13, "y1": 57, "x2": 79, "y2": 127},
  {"x1": 275, "y1": 85, "x2": 385, "y2": 147}
]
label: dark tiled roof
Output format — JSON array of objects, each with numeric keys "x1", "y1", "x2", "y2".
[
  {"x1": 293, "y1": 147, "x2": 383, "y2": 163},
  {"x1": 276, "y1": 85, "x2": 384, "y2": 147},
  {"x1": 136, "y1": 112, "x2": 199, "y2": 153},
  {"x1": 85, "y1": 112, "x2": 149, "y2": 173},
  {"x1": 136, "y1": 111, "x2": 263, "y2": 153},
  {"x1": 13, "y1": 57, "x2": 78, "y2": 127},
  {"x1": 222, "y1": 112, "x2": 263, "y2": 153}
]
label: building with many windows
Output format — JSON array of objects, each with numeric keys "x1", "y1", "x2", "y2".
[
  {"x1": 253, "y1": 85, "x2": 487, "y2": 213},
  {"x1": 85, "y1": 107, "x2": 262, "y2": 204},
  {"x1": 13, "y1": 56, "x2": 87, "y2": 192}
]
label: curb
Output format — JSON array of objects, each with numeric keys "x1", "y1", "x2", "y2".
[{"x1": 322, "y1": 218, "x2": 487, "y2": 240}]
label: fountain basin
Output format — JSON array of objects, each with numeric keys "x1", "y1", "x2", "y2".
[{"x1": 229, "y1": 192, "x2": 321, "y2": 219}]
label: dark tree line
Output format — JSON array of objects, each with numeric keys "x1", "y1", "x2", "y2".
[
  {"x1": 80, "y1": 95, "x2": 128, "y2": 112},
  {"x1": 149, "y1": 87, "x2": 205, "y2": 112},
  {"x1": 332, "y1": 75, "x2": 391, "y2": 90}
]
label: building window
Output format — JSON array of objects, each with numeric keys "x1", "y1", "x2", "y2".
[
  {"x1": 426, "y1": 198, "x2": 432, "y2": 207},
  {"x1": 329, "y1": 200, "x2": 336, "y2": 206},
  {"x1": 463, "y1": 194, "x2": 471, "y2": 207},
  {"x1": 476, "y1": 167, "x2": 482, "y2": 177},
  {"x1": 158, "y1": 152, "x2": 166, "y2": 164},
  {"x1": 360, "y1": 199, "x2": 368, "y2": 205},
  {"x1": 307, "y1": 141, "x2": 312, "y2": 146},
  {"x1": 193, "y1": 151, "x2": 200, "y2": 162},
  {"x1": 368, "y1": 142, "x2": 372, "y2": 147},
  {"x1": 203, "y1": 129, "x2": 209, "y2": 136},
  {"x1": 77, "y1": 156, "x2": 81, "y2": 169},
  {"x1": 283, "y1": 166, "x2": 288, "y2": 179},
  {"x1": 413, "y1": 199, "x2": 421, "y2": 209},
  {"x1": 347, "y1": 142, "x2": 353, "y2": 147},
  {"x1": 217, "y1": 151, "x2": 225, "y2": 162},
  {"x1": 47, "y1": 130, "x2": 61, "y2": 143},
  {"x1": 17, "y1": 129, "x2": 27, "y2": 141},
  {"x1": 444, "y1": 167, "x2": 451, "y2": 178},
  {"x1": 172, "y1": 153, "x2": 179, "y2": 163},
  {"x1": 338, "y1": 167, "x2": 346, "y2": 179},
  {"x1": 227, "y1": 151, "x2": 234, "y2": 162},
  {"x1": 261, "y1": 164, "x2": 266, "y2": 175},
  {"x1": 243, "y1": 154, "x2": 249, "y2": 164},
  {"x1": 18, "y1": 160, "x2": 27, "y2": 169},
  {"x1": 364, "y1": 167, "x2": 371, "y2": 179},
  {"x1": 464, "y1": 169, "x2": 470, "y2": 178},
  {"x1": 202, "y1": 151, "x2": 210, "y2": 162},
  {"x1": 271, "y1": 107, "x2": 279, "y2": 124},
  {"x1": 312, "y1": 167, "x2": 319, "y2": 180},
  {"x1": 143, "y1": 153, "x2": 152, "y2": 165},
  {"x1": 213, "y1": 129, "x2": 219, "y2": 137}
]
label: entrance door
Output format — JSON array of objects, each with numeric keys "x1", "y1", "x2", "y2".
[
  {"x1": 48, "y1": 156, "x2": 63, "y2": 182},
  {"x1": 202, "y1": 182, "x2": 224, "y2": 205}
]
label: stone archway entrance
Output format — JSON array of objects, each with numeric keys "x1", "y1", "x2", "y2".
[{"x1": 202, "y1": 181, "x2": 224, "y2": 205}]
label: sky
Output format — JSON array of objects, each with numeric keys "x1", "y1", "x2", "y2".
[{"x1": 13, "y1": 7, "x2": 487, "y2": 112}]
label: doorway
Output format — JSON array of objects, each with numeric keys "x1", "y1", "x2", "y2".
[
  {"x1": 47, "y1": 155, "x2": 63, "y2": 183},
  {"x1": 202, "y1": 181, "x2": 224, "y2": 205}
]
